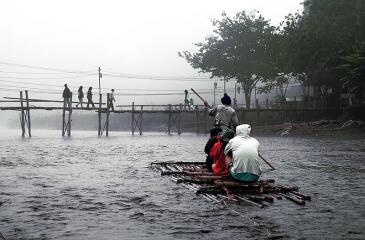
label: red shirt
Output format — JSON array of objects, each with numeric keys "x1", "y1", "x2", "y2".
[{"x1": 210, "y1": 140, "x2": 230, "y2": 176}]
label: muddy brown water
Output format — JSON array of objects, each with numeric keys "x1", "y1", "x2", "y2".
[{"x1": 0, "y1": 129, "x2": 364, "y2": 240}]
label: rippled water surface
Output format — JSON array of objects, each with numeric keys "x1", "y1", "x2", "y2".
[{"x1": 0, "y1": 129, "x2": 364, "y2": 240}]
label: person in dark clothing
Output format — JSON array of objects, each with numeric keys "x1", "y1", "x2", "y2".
[
  {"x1": 108, "y1": 89, "x2": 115, "y2": 111},
  {"x1": 86, "y1": 87, "x2": 95, "y2": 109},
  {"x1": 62, "y1": 84, "x2": 72, "y2": 108},
  {"x1": 204, "y1": 127, "x2": 222, "y2": 171},
  {"x1": 76, "y1": 86, "x2": 84, "y2": 108}
]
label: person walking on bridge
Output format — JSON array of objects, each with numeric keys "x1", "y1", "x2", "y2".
[
  {"x1": 62, "y1": 84, "x2": 71, "y2": 108},
  {"x1": 86, "y1": 87, "x2": 95, "y2": 109},
  {"x1": 205, "y1": 93, "x2": 238, "y2": 133},
  {"x1": 76, "y1": 86, "x2": 84, "y2": 108}
]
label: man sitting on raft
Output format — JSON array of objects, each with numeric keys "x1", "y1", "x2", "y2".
[{"x1": 224, "y1": 124, "x2": 262, "y2": 182}]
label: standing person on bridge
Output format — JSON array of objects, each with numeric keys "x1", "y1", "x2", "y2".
[
  {"x1": 108, "y1": 89, "x2": 115, "y2": 111},
  {"x1": 86, "y1": 87, "x2": 95, "y2": 109},
  {"x1": 76, "y1": 86, "x2": 84, "y2": 108},
  {"x1": 204, "y1": 93, "x2": 238, "y2": 133},
  {"x1": 62, "y1": 84, "x2": 71, "y2": 108}
]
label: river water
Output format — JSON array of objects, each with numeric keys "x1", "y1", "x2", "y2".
[{"x1": 0, "y1": 129, "x2": 364, "y2": 240}]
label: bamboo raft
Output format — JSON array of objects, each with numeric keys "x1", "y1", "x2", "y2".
[{"x1": 151, "y1": 161, "x2": 311, "y2": 208}]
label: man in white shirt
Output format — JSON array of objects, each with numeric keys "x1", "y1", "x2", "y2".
[
  {"x1": 224, "y1": 124, "x2": 262, "y2": 182},
  {"x1": 205, "y1": 93, "x2": 239, "y2": 133}
]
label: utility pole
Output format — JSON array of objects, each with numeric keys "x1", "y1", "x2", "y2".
[{"x1": 98, "y1": 67, "x2": 102, "y2": 95}]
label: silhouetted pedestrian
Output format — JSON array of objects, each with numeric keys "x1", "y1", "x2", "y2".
[
  {"x1": 108, "y1": 89, "x2": 115, "y2": 111},
  {"x1": 76, "y1": 86, "x2": 84, "y2": 108},
  {"x1": 86, "y1": 87, "x2": 95, "y2": 109},
  {"x1": 63, "y1": 84, "x2": 71, "y2": 108}
]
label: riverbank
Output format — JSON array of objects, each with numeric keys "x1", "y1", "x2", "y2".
[{"x1": 253, "y1": 120, "x2": 365, "y2": 136}]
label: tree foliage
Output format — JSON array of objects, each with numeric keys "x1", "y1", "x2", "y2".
[
  {"x1": 179, "y1": 11, "x2": 276, "y2": 108},
  {"x1": 181, "y1": 0, "x2": 365, "y2": 108}
]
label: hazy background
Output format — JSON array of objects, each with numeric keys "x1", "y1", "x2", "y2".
[{"x1": 0, "y1": 0, "x2": 303, "y2": 107}]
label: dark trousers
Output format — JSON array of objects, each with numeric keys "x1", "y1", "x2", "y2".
[
  {"x1": 87, "y1": 98, "x2": 95, "y2": 109},
  {"x1": 108, "y1": 100, "x2": 114, "y2": 111}
]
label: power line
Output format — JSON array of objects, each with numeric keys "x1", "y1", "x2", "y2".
[
  {"x1": 0, "y1": 60, "x2": 94, "y2": 74},
  {"x1": 0, "y1": 79, "x2": 230, "y2": 92},
  {"x1": 0, "y1": 73, "x2": 95, "y2": 80},
  {"x1": 103, "y1": 70, "x2": 212, "y2": 80},
  {"x1": 0, "y1": 70, "x2": 94, "y2": 75},
  {"x1": 0, "y1": 84, "x2": 219, "y2": 96},
  {"x1": 103, "y1": 73, "x2": 213, "y2": 82}
]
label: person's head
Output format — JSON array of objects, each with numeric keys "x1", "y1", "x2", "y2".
[
  {"x1": 221, "y1": 129, "x2": 235, "y2": 143},
  {"x1": 236, "y1": 124, "x2": 251, "y2": 137},
  {"x1": 221, "y1": 93, "x2": 231, "y2": 105},
  {"x1": 89, "y1": 87, "x2": 92, "y2": 91},
  {"x1": 79, "y1": 86, "x2": 83, "y2": 89},
  {"x1": 64, "y1": 84, "x2": 68, "y2": 87},
  {"x1": 111, "y1": 89, "x2": 115, "y2": 92},
  {"x1": 210, "y1": 127, "x2": 222, "y2": 138}
]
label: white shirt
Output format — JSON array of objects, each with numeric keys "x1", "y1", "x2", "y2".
[{"x1": 224, "y1": 124, "x2": 262, "y2": 176}]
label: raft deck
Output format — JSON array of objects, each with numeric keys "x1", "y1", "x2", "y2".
[{"x1": 151, "y1": 161, "x2": 311, "y2": 208}]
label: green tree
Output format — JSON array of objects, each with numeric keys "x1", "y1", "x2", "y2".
[
  {"x1": 336, "y1": 43, "x2": 365, "y2": 104},
  {"x1": 179, "y1": 11, "x2": 276, "y2": 109},
  {"x1": 288, "y1": 0, "x2": 365, "y2": 94}
]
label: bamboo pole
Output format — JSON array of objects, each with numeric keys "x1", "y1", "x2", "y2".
[
  {"x1": 132, "y1": 102, "x2": 135, "y2": 136},
  {"x1": 178, "y1": 104, "x2": 182, "y2": 135},
  {"x1": 67, "y1": 93, "x2": 72, "y2": 136},
  {"x1": 62, "y1": 97, "x2": 66, "y2": 136},
  {"x1": 25, "y1": 90, "x2": 31, "y2": 137},
  {"x1": 140, "y1": 105, "x2": 143, "y2": 136},
  {"x1": 168, "y1": 104, "x2": 171, "y2": 135},
  {"x1": 98, "y1": 94, "x2": 102, "y2": 136},
  {"x1": 195, "y1": 105, "x2": 199, "y2": 135},
  {"x1": 106, "y1": 93, "x2": 110, "y2": 136},
  {"x1": 203, "y1": 108, "x2": 207, "y2": 134},
  {"x1": 19, "y1": 91, "x2": 25, "y2": 137}
]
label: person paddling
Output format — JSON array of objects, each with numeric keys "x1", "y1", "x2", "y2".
[
  {"x1": 204, "y1": 93, "x2": 239, "y2": 133},
  {"x1": 224, "y1": 124, "x2": 262, "y2": 182}
]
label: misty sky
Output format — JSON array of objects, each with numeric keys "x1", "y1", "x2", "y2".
[{"x1": 0, "y1": 0, "x2": 303, "y2": 106}]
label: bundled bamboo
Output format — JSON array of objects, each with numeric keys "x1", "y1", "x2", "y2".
[{"x1": 151, "y1": 161, "x2": 311, "y2": 207}]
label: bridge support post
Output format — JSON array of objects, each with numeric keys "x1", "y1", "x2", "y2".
[
  {"x1": 98, "y1": 94, "x2": 102, "y2": 136},
  {"x1": 25, "y1": 90, "x2": 32, "y2": 137},
  {"x1": 62, "y1": 92, "x2": 72, "y2": 137},
  {"x1": 19, "y1": 91, "x2": 26, "y2": 137},
  {"x1": 132, "y1": 102, "x2": 143, "y2": 136}
]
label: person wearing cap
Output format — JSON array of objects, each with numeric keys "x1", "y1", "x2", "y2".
[
  {"x1": 204, "y1": 127, "x2": 222, "y2": 171},
  {"x1": 108, "y1": 89, "x2": 115, "y2": 111},
  {"x1": 62, "y1": 84, "x2": 72, "y2": 108},
  {"x1": 210, "y1": 129, "x2": 235, "y2": 176},
  {"x1": 224, "y1": 124, "x2": 262, "y2": 182},
  {"x1": 205, "y1": 93, "x2": 239, "y2": 133}
]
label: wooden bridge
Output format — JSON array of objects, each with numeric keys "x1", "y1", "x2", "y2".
[{"x1": 0, "y1": 90, "x2": 339, "y2": 138}]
